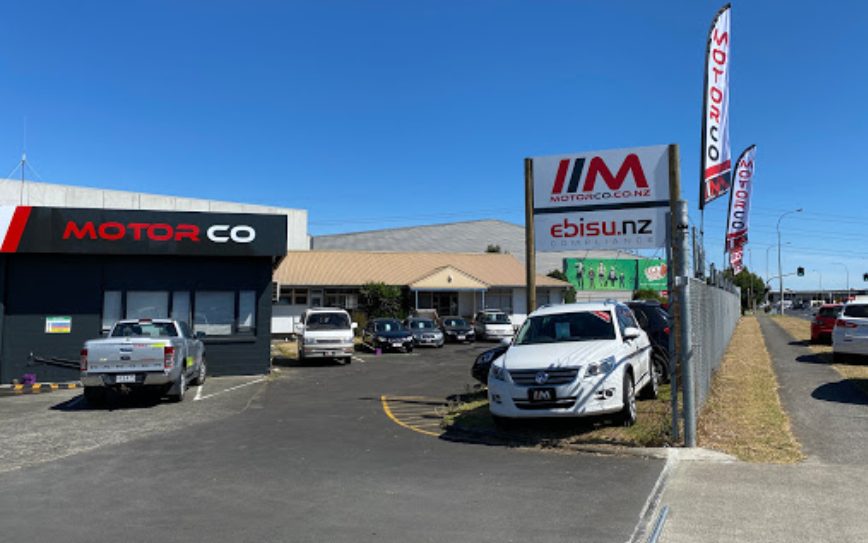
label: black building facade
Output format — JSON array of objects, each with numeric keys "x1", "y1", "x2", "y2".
[{"x1": 0, "y1": 206, "x2": 287, "y2": 384}]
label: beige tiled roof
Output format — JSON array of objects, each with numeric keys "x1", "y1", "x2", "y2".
[{"x1": 274, "y1": 251, "x2": 569, "y2": 288}]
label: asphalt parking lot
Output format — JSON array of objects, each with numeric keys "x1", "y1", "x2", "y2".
[
  {"x1": 0, "y1": 341, "x2": 665, "y2": 543},
  {"x1": 0, "y1": 374, "x2": 269, "y2": 474}
]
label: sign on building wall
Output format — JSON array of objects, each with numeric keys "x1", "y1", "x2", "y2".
[
  {"x1": 45, "y1": 316, "x2": 72, "y2": 334},
  {"x1": 532, "y1": 145, "x2": 671, "y2": 251},
  {"x1": 563, "y1": 258, "x2": 668, "y2": 292}
]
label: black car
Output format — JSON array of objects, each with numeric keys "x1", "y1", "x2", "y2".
[
  {"x1": 362, "y1": 318, "x2": 415, "y2": 353},
  {"x1": 471, "y1": 344, "x2": 508, "y2": 384},
  {"x1": 626, "y1": 301, "x2": 671, "y2": 383},
  {"x1": 440, "y1": 316, "x2": 476, "y2": 343}
]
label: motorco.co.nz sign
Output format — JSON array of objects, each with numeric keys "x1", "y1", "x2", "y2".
[
  {"x1": 0, "y1": 206, "x2": 287, "y2": 257},
  {"x1": 532, "y1": 145, "x2": 670, "y2": 251}
]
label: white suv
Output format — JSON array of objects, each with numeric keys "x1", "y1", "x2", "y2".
[
  {"x1": 832, "y1": 302, "x2": 868, "y2": 361},
  {"x1": 295, "y1": 308, "x2": 357, "y2": 365},
  {"x1": 487, "y1": 302, "x2": 656, "y2": 426}
]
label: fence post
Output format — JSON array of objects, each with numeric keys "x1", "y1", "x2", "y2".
[{"x1": 674, "y1": 199, "x2": 697, "y2": 447}]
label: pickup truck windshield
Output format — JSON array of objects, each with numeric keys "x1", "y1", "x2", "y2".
[
  {"x1": 482, "y1": 313, "x2": 511, "y2": 324},
  {"x1": 515, "y1": 311, "x2": 615, "y2": 345},
  {"x1": 111, "y1": 322, "x2": 178, "y2": 338},
  {"x1": 306, "y1": 313, "x2": 350, "y2": 330}
]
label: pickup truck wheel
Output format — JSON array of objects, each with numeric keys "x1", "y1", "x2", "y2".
[
  {"x1": 191, "y1": 358, "x2": 207, "y2": 386},
  {"x1": 619, "y1": 373, "x2": 637, "y2": 427},
  {"x1": 83, "y1": 387, "x2": 106, "y2": 407},
  {"x1": 170, "y1": 372, "x2": 186, "y2": 403}
]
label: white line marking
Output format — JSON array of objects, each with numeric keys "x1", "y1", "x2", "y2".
[
  {"x1": 352, "y1": 357, "x2": 366, "y2": 364},
  {"x1": 628, "y1": 448, "x2": 677, "y2": 543},
  {"x1": 194, "y1": 382, "x2": 204, "y2": 401},
  {"x1": 194, "y1": 377, "x2": 266, "y2": 401}
]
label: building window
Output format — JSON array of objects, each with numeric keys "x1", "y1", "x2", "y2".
[
  {"x1": 126, "y1": 291, "x2": 169, "y2": 320},
  {"x1": 486, "y1": 289, "x2": 513, "y2": 313},
  {"x1": 324, "y1": 289, "x2": 359, "y2": 310},
  {"x1": 293, "y1": 289, "x2": 308, "y2": 305},
  {"x1": 102, "y1": 291, "x2": 122, "y2": 332},
  {"x1": 238, "y1": 290, "x2": 256, "y2": 332},
  {"x1": 172, "y1": 291, "x2": 191, "y2": 325},
  {"x1": 194, "y1": 291, "x2": 235, "y2": 336}
]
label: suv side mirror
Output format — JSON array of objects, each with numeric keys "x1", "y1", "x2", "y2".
[
  {"x1": 623, "y1": 327, "x2": 641, "y2": 341},
  {"x1": 294, "y1": 323, "x2": 305, "y2": 335}
]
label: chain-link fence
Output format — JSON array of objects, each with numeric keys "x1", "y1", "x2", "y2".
[{"x1": 685, "y1": 278, "x2": 741, "y2": 410}]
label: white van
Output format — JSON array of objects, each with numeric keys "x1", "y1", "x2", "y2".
[{"x1": 295, "y1": 308, "x2": 357, "y2": 365}]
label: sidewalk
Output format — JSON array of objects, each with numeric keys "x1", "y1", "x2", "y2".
[{"x1": 657, "y1": 315, "x2": 868, "y2": 543}]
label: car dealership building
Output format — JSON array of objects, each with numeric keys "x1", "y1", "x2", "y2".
[{"x1": 0, "y1": 179, "x2": 306, "y2": 384}]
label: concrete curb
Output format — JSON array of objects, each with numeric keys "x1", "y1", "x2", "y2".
[{"x1": 0, "y1": 382, "x2": 82, "y2": 394}]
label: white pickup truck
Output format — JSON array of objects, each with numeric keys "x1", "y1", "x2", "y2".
[{"x1": 80, "y1": 319, "x2": 206, "y2": 405}]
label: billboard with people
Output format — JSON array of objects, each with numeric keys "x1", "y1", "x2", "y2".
[{"x1": 563, "y1": 258, "x2": 667, "y2": 292}]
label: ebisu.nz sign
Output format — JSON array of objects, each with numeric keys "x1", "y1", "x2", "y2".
[{"x1": 532, "y1": 145, "x2": 670, "y2": 251}]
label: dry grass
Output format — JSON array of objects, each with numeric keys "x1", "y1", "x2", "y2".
[
  {"x1": 697, "y1": 316, "x2": 803, "y2": 463},
  {"x1": 272, "y1": 341, "x2": 299, "y2": 359},
  {"x1": 443, "y1": 384, "x2": 677, "y2": 448},
  {"x1": 772, "y1": 316, "x2": 868, "y2": 397}
]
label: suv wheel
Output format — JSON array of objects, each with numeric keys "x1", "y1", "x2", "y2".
[
  {"x1": 619, "y1": 373, "x2": 637, "y2": 427},
  {"x1": 640, "y1": 361, "x2": 660, "y2": 400}
]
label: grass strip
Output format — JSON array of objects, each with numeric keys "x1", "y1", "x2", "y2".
[
  {"x1": 442, "y1": 383, "x2": 677, "y2": 448},
  {"x1": 771, "y1": 316, "x2": 868, "y2": 397},
  {"x1": 697, "y1": 316, "x2": 803, "y2": 463}
]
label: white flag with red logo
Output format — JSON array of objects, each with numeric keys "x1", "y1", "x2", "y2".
[
  {"x1": 700, "y1": 4, "x2": 732, "y2": 209},
  {"x1": 726, "y1": 145, "x2": 755, "y2": 274}
]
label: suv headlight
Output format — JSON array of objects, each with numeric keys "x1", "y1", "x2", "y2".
[
  {"x1": 490, "y1": 364, "x2": 508, "y2": 382},
  {"x1": 585, "y1": 357, "x2": 614, "y2": 377}
]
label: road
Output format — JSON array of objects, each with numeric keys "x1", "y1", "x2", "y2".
[{"x1": 0, "y1": 342, "x2": 664, "y2": 543}]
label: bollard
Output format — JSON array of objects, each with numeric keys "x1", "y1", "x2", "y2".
[
  {"x1": 22, "y1": 373, "x2": 36, "y2": 385},
  {"x1": 375, "y1": 348, "x2": 382, "y2": 356}
]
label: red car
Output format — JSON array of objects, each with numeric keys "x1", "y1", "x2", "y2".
[{"x1": 811, "y1": 304, "x2": 842, "y2": 344}]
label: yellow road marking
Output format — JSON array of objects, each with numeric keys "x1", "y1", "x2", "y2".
[
  {"x1": 50, "y1": 384, "x2": 59, "y2": 390},
  {"x1": 380, "y1": 395, "x2": 442, "y2": 438},
  {"x1": 13, "y1": 384, "x2": 23, "y2": 391}
]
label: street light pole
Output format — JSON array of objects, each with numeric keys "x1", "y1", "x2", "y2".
[
  {"x1": 777, "y1": 209, "x2": 803, "y2": 314},
  {"x1": 812, "y1": 269, "x2": 823, "y2": 302},
  {"x1": 833, "y1": 262, "x2": 849, "y2": 302}
]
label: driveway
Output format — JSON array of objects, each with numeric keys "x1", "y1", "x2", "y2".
[{"x1": 0, "y1": 343, "x2": 665, "y2": 543}]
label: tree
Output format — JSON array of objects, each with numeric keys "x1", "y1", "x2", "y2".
[
  {"x1": 547, "y1": 269, "x2": 577, "y2": 303},
  {"x1": 485, "y1": 244, "x2": 502, "y2": 253},
  {"x1": 358, "y1": 282, "x2": 403, "y2": 318},
  {"x1": 724, "y1": 267, "x2": 766, "y2": 313}
]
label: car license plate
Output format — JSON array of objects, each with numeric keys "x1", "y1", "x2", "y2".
[
  {"x1": 528, "y1": 387, "x2": 556, "y2": 402},
  {"x1": 392, "y1": 342, "x2": 402, "y2": 348},
  {"x1": 115, "y1": 374, "x2": 136, "y2": 384},
  {"x1": 457, "y1": 335, "x2": 465, "y2": 340}
]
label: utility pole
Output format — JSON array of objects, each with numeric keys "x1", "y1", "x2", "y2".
[
  {"x1": 524, "y1": 158, "x2": 536, "y2": 315},
  {"x1": 777, "y1": 209, "x2": 802, "y2": 314}
]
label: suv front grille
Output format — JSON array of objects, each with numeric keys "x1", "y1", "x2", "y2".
[{"x1": 508, "y1": 368, "x2": 579, "y2": 386}]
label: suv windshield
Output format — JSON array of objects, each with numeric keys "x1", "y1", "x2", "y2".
[
  {"x1": 409, "y1": 320, "x2": 435, "y2": 329},
  {"x1": 306, "y1": 312, "x2": 350, "y2": 330},
  {"x1": 481, "y1": 313, "x2": 510, "y2": 324},
  {"x1": 111, "y1": 322, "x2": 178, "y2": 338},
  {"x1": 515, "y1": 311, "x2": 616, "y2": 345},
  {"x1": 444, "y1": 318, "x2": 467, "y2": 327},
  {"x1": 375, "y1": 320, "x2": 404, "y2": 333}
]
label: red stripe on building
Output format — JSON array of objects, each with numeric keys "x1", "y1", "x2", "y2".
[
  {"x1": 551, "y1": 159, "x2": 571, "y2": 194},
  {"x1": 704, "y1": 160, "x2": 732, "y2": 179},
  {"x1": 1, "y1": 206, "x2": 32, "y2": 253}
]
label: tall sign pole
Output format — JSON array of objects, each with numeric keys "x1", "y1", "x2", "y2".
[{"x1": 524, "y1": 158, "x2": 536, "y2": 314}]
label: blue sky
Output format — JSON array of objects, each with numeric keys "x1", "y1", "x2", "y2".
[{"x1": 1, "y1": 1, "x2": 865, "y2": 291}]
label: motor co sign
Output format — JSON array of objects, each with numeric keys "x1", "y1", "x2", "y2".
[{"x1": 531, "y1": 145, "x2": 670, "y2": 251}]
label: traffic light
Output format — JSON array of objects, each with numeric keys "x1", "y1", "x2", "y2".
[
  {"x1": 863, "y1": 273, "x2": 868, "y2": 282},
  {"x1": 797, "y1": 267, "x2": 805, "y2": 277}
]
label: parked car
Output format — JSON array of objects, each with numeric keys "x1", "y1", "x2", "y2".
[
  {"x1": 811, "y1": 304, "x2": 842, "y2": 344},
  {"x1": 474, "y1": 309, "x2": 514, "y2": 341},
  {"x1": 832, "y1": 302, "x2": 868, "y2": 361},
  {"x1": 487, "y1": 302, "x2": 657, "y2": 427},
  {"x1": 471, "y1": 344, "x2": 509, "y2": 384},
  {"x1": 362, "y1": 318, "x2": 415, "y2": 353},
  {"x1": 404, "y1": 317, "x2": 445, "y2": 348},
  {"x1": 80, "y1": 319, "x2": 206, "y2": 405},
  {"x1": 295, "y1": 307, "x2": 357, "y2": 364},
  {"x1": 441, "y1": 316, "x2": 476, "y2": 343},
  {"x1": 625, "y1": 300, "x2": 671, "y2": 383}
]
